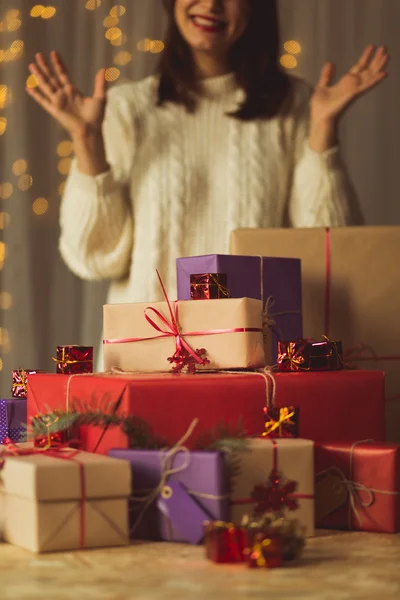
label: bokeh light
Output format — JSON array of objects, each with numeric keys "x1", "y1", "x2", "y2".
[
  {"x1": 41, "y1": 6, "x2": 56, "y2": 19},
  {"x1": 150, "y1": 40, "x2": 165, "y2": 54},
  {"x1": 284, "y1": 40, "x2": 302, "y2": 55},
  {"x1": 57, "y1": 158, "x2": 72, "y2": 175},
  {"x1": 0, "y1": 242, "x2": 6, "y2": 269},
  {"x1": 103, "y1": 15, "x2": 119, "y2": 28},
  {"x1": 32, "y1": 197, "x2": 49, "y2": 215},
  {"x1": 110, "y1": 33, "x2": 127, "y2": 47},
  {"x1": 57, "y1": 140, "x2": 73, "y2": 157},
  {"x1": 110, "y1": 5, "x2": 125, "y2": 17},
  {"x1": 26, "y1": 74, "x2": 39, "y2": 88},
  {"x1": 280, "y1": 54, "x2": 298, "y2": 69},
  {"x1": 113, "y1": 51, "x2": 132, "y2": 66},
  {"x1": 0, "y1": 117, "x2": 7, "y2": 136},
  {"x1": 18, "y1": 174, "x2": 33, "y2": 191},
  {"x1": 0, "y1": 183, "x2": 14, "y2": 200},
  {"x1": 0, "y1": 292, "x2": 12, "y2": 310},
  {"x1": 12, "y1": 159, "x2": 28, "y2": 176},
  {"x1": 58, "y1": 181, "x2": 66, "y2": 196},
  {"x1": 30, "y1": 5, "x2": 45, "y2": 18},
  {"x1": 0, "y1": 85, "x2": 9, "y2": 109},
  {"x1": 0, "y1": 328, "x2": 11, "y2": 353},
  {"x1": 85, "y1": 0, "x2": 102, "y2": 9},
  {"x1": 105, "y1": 27, "x2": 122, "y2": 41},
  {"x1": 105, "y1": 67, "x2": 120, "y2": 82}
]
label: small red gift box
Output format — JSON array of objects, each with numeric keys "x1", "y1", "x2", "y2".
[
  {"x1": 54, "y1": 345, "x2": 93, "y2": 374},
  {"x1": 262, "y1": 406, "x2": 299, "y2": 438},
  {"x1": 12, "y1": 369, "x2": 44, "y2": 398},
  {"x1": 277, "y1": 340, "x2": 343, "y2": 372},
  {"x1": 204, "y1": 521, "x2": 247, "y2": 563},
  {"x1": 190, "y1": 273, "x2": 230, "y2": 300},
  {"x1": 315, "y1": 441, "x2": 400, "y2": 533}
]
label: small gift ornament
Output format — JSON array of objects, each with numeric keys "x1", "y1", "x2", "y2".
[
  {"x1": 247, "y1": 531, "x2": 282, "y2": 569},
  {"x1": 277, "y1": 339, "x2": 343, "y2": 372},
  {"x1": 204, "y1": 521, "x2": 247, "y2": 563},
  {"x1": 12, "y1": 369, "x2": 43, "y2": 398},
  {"x1": 190, "y1": 273, "x2": 230, "y2": 300},
  {"x1": 54, "y1": 345, "x2": 93, "y2": 374},
  {"x1": 262, "y1": 406, "x2": 299, "y2": 439},
  {"x1": 244, "y1": 513, "x2": 305, "y2": 565}
]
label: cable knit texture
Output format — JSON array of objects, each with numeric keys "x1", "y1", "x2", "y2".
[{"x1": 59, "y1": 73, "x2": 358, "y2": 305}]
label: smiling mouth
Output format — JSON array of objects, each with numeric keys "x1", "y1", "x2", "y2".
[{"x1": 190, "y1": 15, "x2": 227, "y2": 32}]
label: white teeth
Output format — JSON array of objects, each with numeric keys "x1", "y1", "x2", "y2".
[{"x1": 192, "y1": 16, "x2": 223, "y2": 28}]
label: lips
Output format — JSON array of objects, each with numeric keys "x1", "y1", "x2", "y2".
[{"x1": 190, "y1": 14, "x2": 226, "y2": 32}]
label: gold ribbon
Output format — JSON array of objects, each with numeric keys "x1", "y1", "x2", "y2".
[
  {"x1": 191, "y1": 274, "x2": 230, "y2": 298},
  {"x1": 52, "y1": 347, "x2": 93, "y2": 366},
  {"x1": 262, "y1": 407, "x2": 296, "y2": 438},
  {"x1": 12, "y1": 369, "x2": 27, "y2": 393}
]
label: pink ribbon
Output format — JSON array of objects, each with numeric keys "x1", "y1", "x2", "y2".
[{"x1": 103, "y1": 271, "x2": 263, "y2": 366}]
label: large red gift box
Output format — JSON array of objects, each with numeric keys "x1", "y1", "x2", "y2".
[
  {"x1": 27, "y1": 370, "x2": 385, "y2": 455},
  {"x1": 315, "y1": 441, "x2": 400, "y2": 533}
]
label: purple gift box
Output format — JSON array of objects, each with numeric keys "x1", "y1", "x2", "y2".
[
  {"x1": 176, "y1": 254, "x2": 302, "y2": 364},
  {"x1": 0, "y1": 398, "x2": 27, "y2": 443},
  {"x1": 108, "y1": 448, "x2": 228, "y2": 544}
]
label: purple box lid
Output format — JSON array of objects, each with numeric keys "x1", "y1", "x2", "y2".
[
  {"x1": 0, "y1": 398, "x2": 27, "y2": 442},
  {"x1": 108, "y1": 448, "x2": 228, "y2": 544}
]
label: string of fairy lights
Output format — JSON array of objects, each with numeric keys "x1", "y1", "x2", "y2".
[{"x1": 0, "y1": 0, "x2": 302, "y2": 373}]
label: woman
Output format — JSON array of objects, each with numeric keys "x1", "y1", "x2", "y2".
[{"x1": 27, "y1": 0, "x2": 388, "y2": 308}]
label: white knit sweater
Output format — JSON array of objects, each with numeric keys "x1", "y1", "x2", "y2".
[{"x1": 60, "y1": 73, "x2": 357, "y2": 305}]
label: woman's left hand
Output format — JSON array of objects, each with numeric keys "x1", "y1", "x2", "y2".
[{"x1": 310, "y1": 45, "x2": 389, "y2": 124}]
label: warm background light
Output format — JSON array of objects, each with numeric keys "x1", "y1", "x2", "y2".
[
  {"x1": 105, "y1": 67, "x2": 120, "y2": 82},
  {"x1": 17, "y1": 174, "x2": 33, "y2": 191},
  {"x1": 32, "y1": 197, "x2": 49, "y2": 216},
  {"x1": 284, "y1": 40, "x2": 302, "y2": 55},
  {"x1": 0, "y1": 117, "x2": 7, "y2": 135},
  {"x1": 0, "y1": 183, "x2": 13, "y2": 199},
  {"x1": 12, "y1": 159, "x2": 28, "y2": 176},
  {"x1": 57, "y1": 140, "x2": 73, "y2": 157},
  {"x1": 85, "y1": 0, "x2": 102, "y2": 9},
  {"x1": 57, "y1": 158, "x2": 72, "y2": 175},
  {"x1": 280, "y1": 54, "x2": 298, "y2": 69},
  {"x1": 0, "y1": 292, "x2": 12, "y2": 310}
]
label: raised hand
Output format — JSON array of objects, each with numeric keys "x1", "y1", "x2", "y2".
[
  {"x1": 26, "y1": 51, "x2": 107, "y2": 138},
  {"x1": 310, "y1": 45, "x2": 389, "y2": 123}
]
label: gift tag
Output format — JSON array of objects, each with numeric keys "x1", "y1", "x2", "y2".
[
  {"x1": 315, "y1": 471, "x2": 348, "y2": 523},
  {"x1": 157, "y1": 480, "x2": 211, "y2": 545}
]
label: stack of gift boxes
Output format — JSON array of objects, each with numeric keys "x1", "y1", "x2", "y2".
[{"x1": 0, "y1": 225, "x2": 399, "y2": 567}]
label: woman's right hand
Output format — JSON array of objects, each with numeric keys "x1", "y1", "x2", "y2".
[{"x1": 26, "y1": 51, "x2": 107, "y2": 139}]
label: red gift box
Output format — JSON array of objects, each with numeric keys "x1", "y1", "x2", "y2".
[
  {"x1": 27, "y1": 370, "x2": 385, "y2": 455},
  {"x1": 315, "y1": 441, "x2": 400, "y2": 533}
]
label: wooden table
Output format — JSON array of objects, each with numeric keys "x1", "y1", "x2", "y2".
[{"x1": 1, "y1": 531, "x2": 400, "y2": 600}]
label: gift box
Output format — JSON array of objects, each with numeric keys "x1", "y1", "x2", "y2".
[
  {"x1": 54, "y1": 345, "x2": 93, "y2": 374},
  {"x1": 108, "y1": 448, "x2": 228, "y2": 543},
  {"x1": 12, "y1": 369, "x2": 43, "y2": 398},
  {"x1": 190, "y1": 273, "x2": 230, "y2": 300},
  {"x1": 231, "y1": 226, "x2": 400, "y2": 440},
  {"x1": 315, "y1": 441, "x2": 400, "y2": 533},
  {"x1": 230, "y1": 438, "x2": 315, "y2": 537},
  {"x1": 176, "y1": 254, "x2": 302, "y2": 364},
  {"x1": 103, "y1": 297, "x2": 265, "y2": 373},
  {"x1": 263, "y1": 406, "x2": 299, "y2": 438},
  {"x1": 27, "y1": 370, "x2": 385, "y2": 456},
  {"x1": 0, "y1": 398, "x2": 27, "y2": 443},
  {"x1": 204, "y1": 521, "x2": 247, "y2": 563},
  {"x1": 1, "y1": 445, "x2": 131, "y2": 552},
  {"x1": 277, "y1": 340, "x2": 343, "y2": 372}
]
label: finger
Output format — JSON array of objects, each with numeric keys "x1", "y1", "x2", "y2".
[
  {"x1": 360, "y1": 71, "x2": 388, "y2": 93},
  {"x1": 50, "y1": 51, "x2": 73, "y2": 88},
  {"x1": 28, "y1": 63, "x2": 57, "y2": 100},
  {"x1": 353, "y1": 45, "x2": 375, "y2": 72},
  {"x1": 369, "y1": 46, "x2": 389, "y2": 73},
  {"x1": 93, "y1": 68, "x2": 107, "y2": 99},
  {"x1": 35, "y1": 52, "x2": 60, "y2": 92},
  {"x1": 25, "y1": 86, "x2": 56, "y2": 115},
  {"x1": 317, "y1": 62, "x2": 335, "y2": 87}
]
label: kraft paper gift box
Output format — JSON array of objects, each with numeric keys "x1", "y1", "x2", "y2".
[
  {"x1": 103, "y1": 297, "x2": 265, "y2": 373},
  {"x1": 1, "y1": 447, "x2": 131, "y2": 552},
  {"x1": 230, "y1": 226, "x2": 400, "y2": 441},
  {"x1": 229, "y1": 438, "x2": 315, "y2": 537},
  {"x1": 176, "y1": 254, "x2": 302, "y2": 364},
  {"x1": 108, "y1": 448, "x2": 228, "y2": 544},
  {"x1": 0, "y1": 398, "x2": 27, "y2": 443}
]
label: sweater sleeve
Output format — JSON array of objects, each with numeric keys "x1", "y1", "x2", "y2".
[
  {"x1": 59, "y1": 85, "x2": 136, "y2": 281},
  {"x1": 287, "y1": 80, "x2": 364, "y2": 228}
]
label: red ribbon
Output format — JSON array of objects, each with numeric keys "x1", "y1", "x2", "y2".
[
  {"x1": 0, "y1": 440, "x2": 86, "y2": 549},
  {"x1": 103, "y1": 271, "x2": 263, "y2": 367},
  {"x1": 231, "y1": 439, "x2": 314, "y2": 510}
]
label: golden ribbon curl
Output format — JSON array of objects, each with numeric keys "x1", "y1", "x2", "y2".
[{"x1": 52, "y1": 348, "x2": 93, "y2": 366}]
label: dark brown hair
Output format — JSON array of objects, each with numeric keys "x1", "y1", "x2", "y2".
[{"x1": 158, "y1": 0, "x2": 293, "y2": 120}]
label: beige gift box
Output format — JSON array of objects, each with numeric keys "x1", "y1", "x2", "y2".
[
  {"x1": 230, "y1": 438, "x2": 315, "y2": 537},
  {"x1": 1, "y1": 447, "x2": 131, "y2": 552},
  {"x1": 231, "y1": 226, "x2": 400, "y2": 441},
  {"x1": 103, "y1": 297, "x2": 265, "y2": 372}
]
